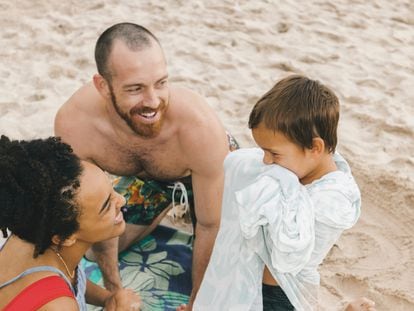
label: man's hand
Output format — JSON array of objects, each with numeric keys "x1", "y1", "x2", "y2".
[
  {"x1": 176, "y1": 303, "x2": 188, "y2": 311},
  {"x1": 105, "y1": 289, "x2": 141, "y2": 311},
  {"x1": 176, "y1": 289, "x2": 194, "y2": 310}
]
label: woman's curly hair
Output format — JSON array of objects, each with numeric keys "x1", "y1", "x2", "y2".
[{"x1": 0, "y1": 135, "x2": 83, "y2": 257}]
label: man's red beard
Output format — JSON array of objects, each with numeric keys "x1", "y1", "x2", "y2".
[
  {"x1": 129, "y1": 102, "x2": 166, "y2": 138},
  {"x1": 109, "y1": 89, "x2": 168, "y2": 138}
]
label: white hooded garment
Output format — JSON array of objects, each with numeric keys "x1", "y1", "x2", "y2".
[{"x1": 194, "y1": 148, "x2": 361, "y2": 311}]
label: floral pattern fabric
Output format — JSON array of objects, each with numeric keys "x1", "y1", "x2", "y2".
[{"x1": 82, "y1": 225, "x2": 193, "y2": 311}]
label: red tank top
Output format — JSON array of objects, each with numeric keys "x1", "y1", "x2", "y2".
[{"x1": 2, "y1": 275, "x2": 75, "y2": 310}]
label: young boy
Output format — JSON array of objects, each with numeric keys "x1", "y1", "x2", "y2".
[{"x1": 193, "y1": 75, "x2": 364, "y2": 310}]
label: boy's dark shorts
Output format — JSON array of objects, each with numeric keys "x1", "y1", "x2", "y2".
[{"x1": 262, "y1": 284, "x2": 294, "y2": 311}]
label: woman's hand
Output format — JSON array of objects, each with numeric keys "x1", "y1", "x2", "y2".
[{"x1": 104, "y1": 288, "x2": 141, "y2": 310}]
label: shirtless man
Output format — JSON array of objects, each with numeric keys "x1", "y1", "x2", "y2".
[{"x1": 54, "y1": 23, "x2": 238, "y2": 310}]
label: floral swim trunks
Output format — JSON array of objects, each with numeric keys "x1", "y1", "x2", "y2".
[
  {"x1": 113, "y1": 132, "x2": 239, "y2": 226},
  {"x1": 113, "y1": 177, "x2": 194, "y2": 226}
]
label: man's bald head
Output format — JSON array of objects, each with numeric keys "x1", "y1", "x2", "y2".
[{"x1": 95, "y1": 22, "x2": 160, "y2": 81}]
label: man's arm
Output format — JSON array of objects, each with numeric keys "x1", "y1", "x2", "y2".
[
  {"x1": 179, "y1": 110, "x2": 229, "y2": 309},
  {"x1": 189, "y1": 167, "x2": 224, "y2": 307},
  {"x1": 89, "y1": 237, "x2": 124, "y2": 291}
]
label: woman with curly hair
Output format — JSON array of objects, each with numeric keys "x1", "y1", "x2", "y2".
[{"x1": 0, "y1": 136, "x2": 141, "y2": 310}]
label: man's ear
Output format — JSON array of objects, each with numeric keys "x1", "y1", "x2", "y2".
[
  {"x1": 311, "y1": 137, "x2": 325, "y2": 155},
  {"x1": 51, "y1": 234, "x2": 77, "y2": 248},
  {"x1": 93, "y1": 74, "x2": 111, "y2": 99}
]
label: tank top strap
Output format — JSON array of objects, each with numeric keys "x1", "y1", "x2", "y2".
[{"x1": 0, "y1": 265, "x2": 74, "y2": 293}]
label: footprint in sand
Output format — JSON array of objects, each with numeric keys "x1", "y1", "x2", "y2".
[
  {"x1": 24, "y1": 94, "x2": 46, "y2": 102},
  {"x1": 324, "y1": 226, "x2": 411, "y2": 273},
  {"x1": 270, "y1": 61, "x2": 301, "y2": 73},
  {"x1": 75, "y1": 57, "x2": 90, "y2": 69},
  {"x1": 277, "y1": 22, "x2": 290, "y2": 33},
  {"x1": 323, "y1": 274, "x2": 414, "y2": 311},
  {"x1": 0, "y1": 101, "x2": 18, "y2": 115}
]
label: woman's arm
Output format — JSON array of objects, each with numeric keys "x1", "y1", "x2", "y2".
[
  {"x1": 38, "y1": 296, "x2": 79, "y2": 310},
  {"x1": 85, "y1": 279, "x2": 141, "y2": 310}
]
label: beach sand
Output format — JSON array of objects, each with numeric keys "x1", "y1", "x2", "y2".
[{"x1": 1, "y1": 1, "x2": 413, "y2": 310}]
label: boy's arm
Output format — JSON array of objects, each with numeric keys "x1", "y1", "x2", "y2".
[{"x1": 85, "y1": 279, "x2": 111, "y2": 306}]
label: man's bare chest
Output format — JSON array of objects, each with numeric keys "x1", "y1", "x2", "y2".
[{"x1": 92, "y1": 140, "x2": 189, "y2": 181}]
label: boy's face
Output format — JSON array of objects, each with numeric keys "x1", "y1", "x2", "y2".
[{"x1": 252, "y1": 123, "x2": 315, "y2": 183}]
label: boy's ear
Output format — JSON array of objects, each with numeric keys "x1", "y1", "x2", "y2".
[
  {"x1": 93, "y1": 74, "x2": 111, "y2": 99},
  {"x1": 51, "y1": 234, "x2": 77, "y2": 248},
  {"x1": 311, "y1": 137, "x2": 325, "y2": 155}
]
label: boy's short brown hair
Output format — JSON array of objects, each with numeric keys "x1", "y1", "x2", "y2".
[{"x1": 248, "y1": 75, "x2": 339, "y2": 153}]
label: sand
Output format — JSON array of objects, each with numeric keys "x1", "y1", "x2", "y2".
[{"x1": 0, "y1": 0, "x2": 413, "y2": 310}]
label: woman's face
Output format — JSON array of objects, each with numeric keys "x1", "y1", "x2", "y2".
[{"x1": 74, "y1": 161, "x2": 126, "y2": 244}]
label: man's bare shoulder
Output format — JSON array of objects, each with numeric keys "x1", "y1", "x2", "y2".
[
  {"x1": 169, "y1": 85, "x2": 220, "y2": 126},
  {"x1": 55, "y1": 82, "x2": 102, "y2": 125},
  {"x1": 169, "y1": 86, "x2": 228, "y2": 171},
  {"x1": 54, "y1": 82, "x2": 104, "y2": 158}
]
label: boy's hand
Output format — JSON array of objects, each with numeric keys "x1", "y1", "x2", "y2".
[{"x1": 104, "y1": 288, "x2": 141, "y2": 310}]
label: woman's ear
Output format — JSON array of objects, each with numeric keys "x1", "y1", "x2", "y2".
[
  {"x1": 311, "y1": 137, "x2": 325, "y2": 155},
  {"x1": 93, "y1": 74, "x2": 111, "y2": 99},
  {"x1": 51, "y1": 234, "x2": 77, "y2": 248}
]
